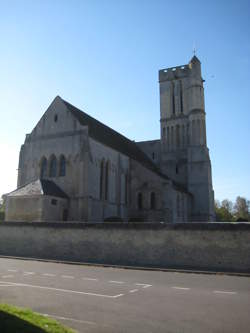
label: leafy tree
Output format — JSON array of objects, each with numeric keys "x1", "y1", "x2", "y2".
[
  {"x1": 215, "y1": 199, "x2": 234, "y2": 222},
  {"x1": 234, "y1": 196, "x2": 250, "y2": 222},
  {"x1": 0, "y1": 195, "x2": 5, "y2": 221}
]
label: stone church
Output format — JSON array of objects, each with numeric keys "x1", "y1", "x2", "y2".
[{"x1": 5, "y1": 56, "x2": 215, "y2": 223}]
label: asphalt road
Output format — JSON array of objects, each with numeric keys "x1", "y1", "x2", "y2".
[{"x1": 0, "y1": 258, "x2": 249, "y2": 333}]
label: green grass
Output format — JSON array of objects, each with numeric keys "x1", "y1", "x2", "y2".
[{"x1": 0, "y1": 303, "x2": 76, "y2": 333}]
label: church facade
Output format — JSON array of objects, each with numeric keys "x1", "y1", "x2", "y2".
[{"x1": 5, "y1": 56, "x2": 215, "y2": 223}]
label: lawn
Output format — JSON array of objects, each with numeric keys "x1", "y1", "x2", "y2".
[{"x1": 0, "y1": 303, "x2": 76, "y2": 333}]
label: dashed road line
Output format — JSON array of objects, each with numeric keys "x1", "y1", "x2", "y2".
[
  {"x1": 129, "y1": 289, "x2": 138, "y2": 293},
  {"x1": 82, "y1": 277, "x2": 98, "y2": 281},
  {"x1": 213, "y1": 290, "x2": 237, "y2": 295},
  {"x1": 135, "y1": 283, "x2": 152, "y2": 288},
  {"x1": 172, "y1": 286, "x2": 190, "y2": 290},
  {"x1": 0, "y1": 280, "x2": 124, "y2": 298},
  {"x1": 1, "y1": 275, "x2": 14, "y2": 278},
  {"x1": 23, "y1": 272, "x2": 35, "y2": 275},
  {"x1": 42, "y1": 273, "x2": 56, "y2": 277},
  {"x1": 7, "y1": 269, "x2": 17, "y2": 272},
  {"x1": 109, "y1": 280, "x2": 124, "y2": 284},
  {"x1": 61, "y1": 275, "x2": 75, "y2": 279}
]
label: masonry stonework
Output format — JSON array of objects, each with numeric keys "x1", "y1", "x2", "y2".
[{"x1": 5, "y1": 56, "x2": 214, "y2": 222}]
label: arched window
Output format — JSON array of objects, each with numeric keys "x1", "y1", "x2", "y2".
[
  {"x1": 192, "y1": 120, "x2": 195, "y2": 145},
  {"x1": 167, "y1": 127, "x2": 170, "y2": 150},
  {"x1": 197, "y1": 119, "x2": 201, "y2": 145},
  {"x1": 187, "y1": 123, "x2": 190, "y2": 144},
  {"x1": 40, "y1": 157, "x2": 47, "y2": 179},
  {"x1": 176, "y1": 124, "x2": 180, "y2": 147},
  {"x1": 171, "y1": 126, "x2": 174, "y2": 149},
  {"x1": 180, "y1": 82, "x2": 184, "y2": 113},
  {"x1": 59, "y1": 155, "x2": 66, "y2": 177},
  {"x1": 182, "y1": 124, "x2": 185, "y2": 147},
  {"x1": 163, "y1": 127, "x2": 166, "y2": 139},
  {"x1": 172, "y1": 82, "x2": 175, "y2": 114},
  {"x1": 105, "y1": 160, "x2": 109, "y2": 200},
  {"x1": 150, "y1": 192, "x2": 156, "y2": 210},
  {"x1": 49, "y1": 155, "x2": 57, "y2": 177},
  {"x1": 100, "y1": 159, "x2": 105, "y2": 199},
  {"x1": 138, "y1": 192, "x2": 143, "y2": 210},
  {"x1": 177, "y1": 194, "x2": 180, "y2": 218},
  {"x1": 125, "y1": 174, "x2": 128, "y2": 205}
]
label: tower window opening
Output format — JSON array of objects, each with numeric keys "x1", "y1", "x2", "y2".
[
  {"x1": 150, "y1": 192, "x2": 156, "y2": 210},
  {"x1": 176, "y1": 125, "x2": 180, "y2": 148},
  {"x1": 176, "y1": 165, "x2": 179, "y2": 174},
  {"x1": 105, "y1": 160, "x2": 109, "y2": 200},
  {"x1": 172, "y1": 83, "x2": 175, "y2": 115},
  {"x1": 152, "y1": 152, "x2": 155, "y2": 160},
  {"x1": 54, "y1": 114, "x2": 58, "y2": 122},
  {"x1": 125, "y1": 174, "x2": 128, "y2": 205},
  {"x1": 171, "y1": 126, "x2": 174, "y2": 149},
  {"x1": 177, "y1": 194, "x2": 180, "y2": 218},
  {"x1": 100, "y1": 160, "x2": 105, "y2": 199},
  {"x1": 138, "y1": 192, "x2": 143, "y2": 210},
  {"x1": 180, "y1": 82, "x2": 184, "y2": 113}
]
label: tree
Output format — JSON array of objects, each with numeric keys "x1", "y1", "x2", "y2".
[
  {"x1": 234, "y1": 196, "x2": 250, "y2": 222},
  {"x1": 215, "y1": 199, "x2": 234, "y2": 222},
  {"x1": 0, "y1": 195, "x2": 5, "y2": 221}
]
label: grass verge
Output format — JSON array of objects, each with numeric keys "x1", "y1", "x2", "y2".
[{"x1": 0, "y1": 303, "x2": 76, "y2": 333}]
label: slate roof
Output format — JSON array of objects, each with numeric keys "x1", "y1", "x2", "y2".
[
  {"x1": 7, "y1": 179, "x2": 68, "y2": 199},
  {"x1": 61, "y1": 97, "x2": 164, "y2": 176},
  {"x1": 40, "y1": 179, "x2": 68, "y2": 198},
  {"x1": 60, "y1": 97, "x2": 190, "y2": 193}
]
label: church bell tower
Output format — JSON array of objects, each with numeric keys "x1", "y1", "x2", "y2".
[{"x1": 159, "y1": 56, "x2": 215, "y2": 221}]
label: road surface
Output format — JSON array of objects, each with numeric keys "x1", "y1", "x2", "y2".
[{"x1": 0, "y1": 257, "x2": 249, "y2": 332}]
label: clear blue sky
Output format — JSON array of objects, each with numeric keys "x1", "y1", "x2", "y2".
[{"x1": 0, "y1": 0, "x2": 249, "y2": 202}]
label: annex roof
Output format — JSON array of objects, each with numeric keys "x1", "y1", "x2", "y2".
[{"x1": 7, "y1": 179, "x2": 68, "y2": 199}]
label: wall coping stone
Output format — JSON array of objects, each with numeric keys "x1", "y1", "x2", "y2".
[{"x1": 1, "y1": 222, "x2": 250, "y2": 231}]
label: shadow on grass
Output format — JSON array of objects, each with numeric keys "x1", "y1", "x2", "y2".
[{"x1": 0, "y1": 310, "x2": 46, "y2": 333}]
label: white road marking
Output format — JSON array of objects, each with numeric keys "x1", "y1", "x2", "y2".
[
  {"x1": 7, "y1": 269, "x2": 17, "y2": 272},
  {"x1": 23, "y1": 272, "x2": 35, "y2": 275},
  {"x1": 0, "y1": 282, "x2": 14, "y2": 287},
  {"x1": 109, "y1": 280, "x2": 124, "y2": 284},
  {"x1": 172, "y1": 286, "x2": 190, "y2": 290},
  {"x1": 41, "y1": 313, "x2": 97, "y2": 325},
  {"x1": 0, "y1": 280, "x2": 124, "y2": 298},
  {"x1": 82, "y1": 277, "x2": 98, "y2": 281},
  {"x1": 61, "y1": 275, "x2": 74, "y2": 279},
  {"x1": 42, "y1": 273, "x2": 56, "y2": 277},
  {"x1": 1, "y1": 275, "x2": 14, "y2": 278},
  {"x1": 135, "y1": 283, "x2": 152, "y2": 288},
  {"x1": 213, "y1": 290, "x2": 237, "y2": 295},
  {"x1": 129, "y1": 289, "x2": 138, "y2": 293}
]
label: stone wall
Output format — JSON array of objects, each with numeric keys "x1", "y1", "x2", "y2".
[{"x1": 0, "y1": 222, "x2": 249, "y2": 273}]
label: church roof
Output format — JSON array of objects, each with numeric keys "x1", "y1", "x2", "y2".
[
  {"x1": 7, "y1": 179, "x2": 68, "y2": 199},
  {"x1": 61, "y1": 97, "x2": 164, "y2": 176}
]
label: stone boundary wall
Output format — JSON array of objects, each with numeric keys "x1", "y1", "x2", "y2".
[{"x1": 0, "y1": 222, "x2": 250, "y2": 273}]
